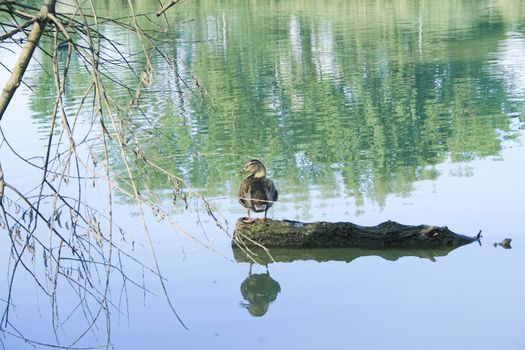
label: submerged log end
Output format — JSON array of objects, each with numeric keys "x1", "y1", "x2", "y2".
[{"x1": 233, "y1": 218, "x2": 480, "y2": 248}]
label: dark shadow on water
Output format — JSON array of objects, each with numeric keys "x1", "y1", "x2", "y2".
[
  {"x1": 235, "y1": 245, "x2": 466, "y2": 317},
  {"x1": 233, "y1": 245, "x2": 466, "y2": 265}
]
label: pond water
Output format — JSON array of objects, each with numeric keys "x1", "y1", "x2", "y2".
[{"x1": 1, "y1": 0, "x2": 525, "y2": 349}]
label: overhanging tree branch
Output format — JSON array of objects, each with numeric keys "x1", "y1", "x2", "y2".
[
  {"x1": 0, "y1": 0, "x2": 56, "y2": 120},
  {"x1": 156, "y1": 0, "x2": 181, "y2": 17},
  {"x1": 0, "y1": 0, "x2": 221, "y2": 344},
  {"x1": 0, "y1": 17, "x2": 36, "y2": 41}
]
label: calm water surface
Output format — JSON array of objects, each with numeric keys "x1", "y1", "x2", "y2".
[{"x1": 1, "y1": 0, "x2": 525, "y2": 349}]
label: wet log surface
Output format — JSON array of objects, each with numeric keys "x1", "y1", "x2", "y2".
[{"x1": 233, "y1": 218, "x2": 481, "y2": 248}]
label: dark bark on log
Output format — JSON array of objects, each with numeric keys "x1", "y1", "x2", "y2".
[{"x1": 233, "y1": 218, "x2": 481, "y2": 248}]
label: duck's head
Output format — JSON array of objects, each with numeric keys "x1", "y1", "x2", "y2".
[{"x1": 239, "y1": 159, "x2": 267, "y2": 178}]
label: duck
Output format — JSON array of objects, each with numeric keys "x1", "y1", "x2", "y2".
[{"x1": 238, "y1": 159, "x2": 278, "y2": 223}]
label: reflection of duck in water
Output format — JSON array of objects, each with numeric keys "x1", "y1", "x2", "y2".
[
  {"x1": 240, "y1": 264, "x2": 281, "y2": 317},
  {"x1": 238, "y1": 159, "x2": 278, "y2": 223}
]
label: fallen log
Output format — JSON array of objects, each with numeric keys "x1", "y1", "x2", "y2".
[{"x1": 233, "y1": 218, "x2": 481, "y2": 248}]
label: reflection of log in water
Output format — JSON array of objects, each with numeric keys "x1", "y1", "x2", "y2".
[
  {"x1": 233, "y1": 246, "x2": 465, "y2": 265},
  {"x1": 233, "y1": 219, "x2": 481, "y2": 248},
  {"x1": 234, "y1": 243, "x2": 469, "y2": 317}
]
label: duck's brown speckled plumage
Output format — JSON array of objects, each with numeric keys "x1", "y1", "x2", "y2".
[
  {"x1": 238, "y1": 160, "x2": 278, "y2": 222},
  {"x1": 239, "y1": 176, "x2": 278, "y2": 212}
]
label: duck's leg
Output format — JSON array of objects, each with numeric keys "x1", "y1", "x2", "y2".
[
  {"x1": 244, "y1": 208, "x2": 255, "y2": 224},
  {"x1": 263, "y1": 208, "x2": 268, "y2": 221}
]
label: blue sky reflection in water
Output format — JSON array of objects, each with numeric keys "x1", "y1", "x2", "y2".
[{"x1": 0, "y1": 0, "x2": 525, "y2": 349}]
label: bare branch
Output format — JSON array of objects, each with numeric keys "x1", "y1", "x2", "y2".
[
  {"x1": 0, "y1": 0, "x2": 57, "y2": 120},
  {"x1": 0, "y1": 17, "x2": 36, "y2": 41},
  {"x1": 156, "y1": 0, "x2": 181, "y2": 17}
]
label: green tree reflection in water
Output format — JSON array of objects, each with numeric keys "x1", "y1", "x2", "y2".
[{"x1": 26, "y1": 0, "x2": 525, "y2": 209}]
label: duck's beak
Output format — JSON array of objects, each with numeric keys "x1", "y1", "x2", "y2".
[{"x1": 236, "y1": 169, "x2": 247, "y2": 177}]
